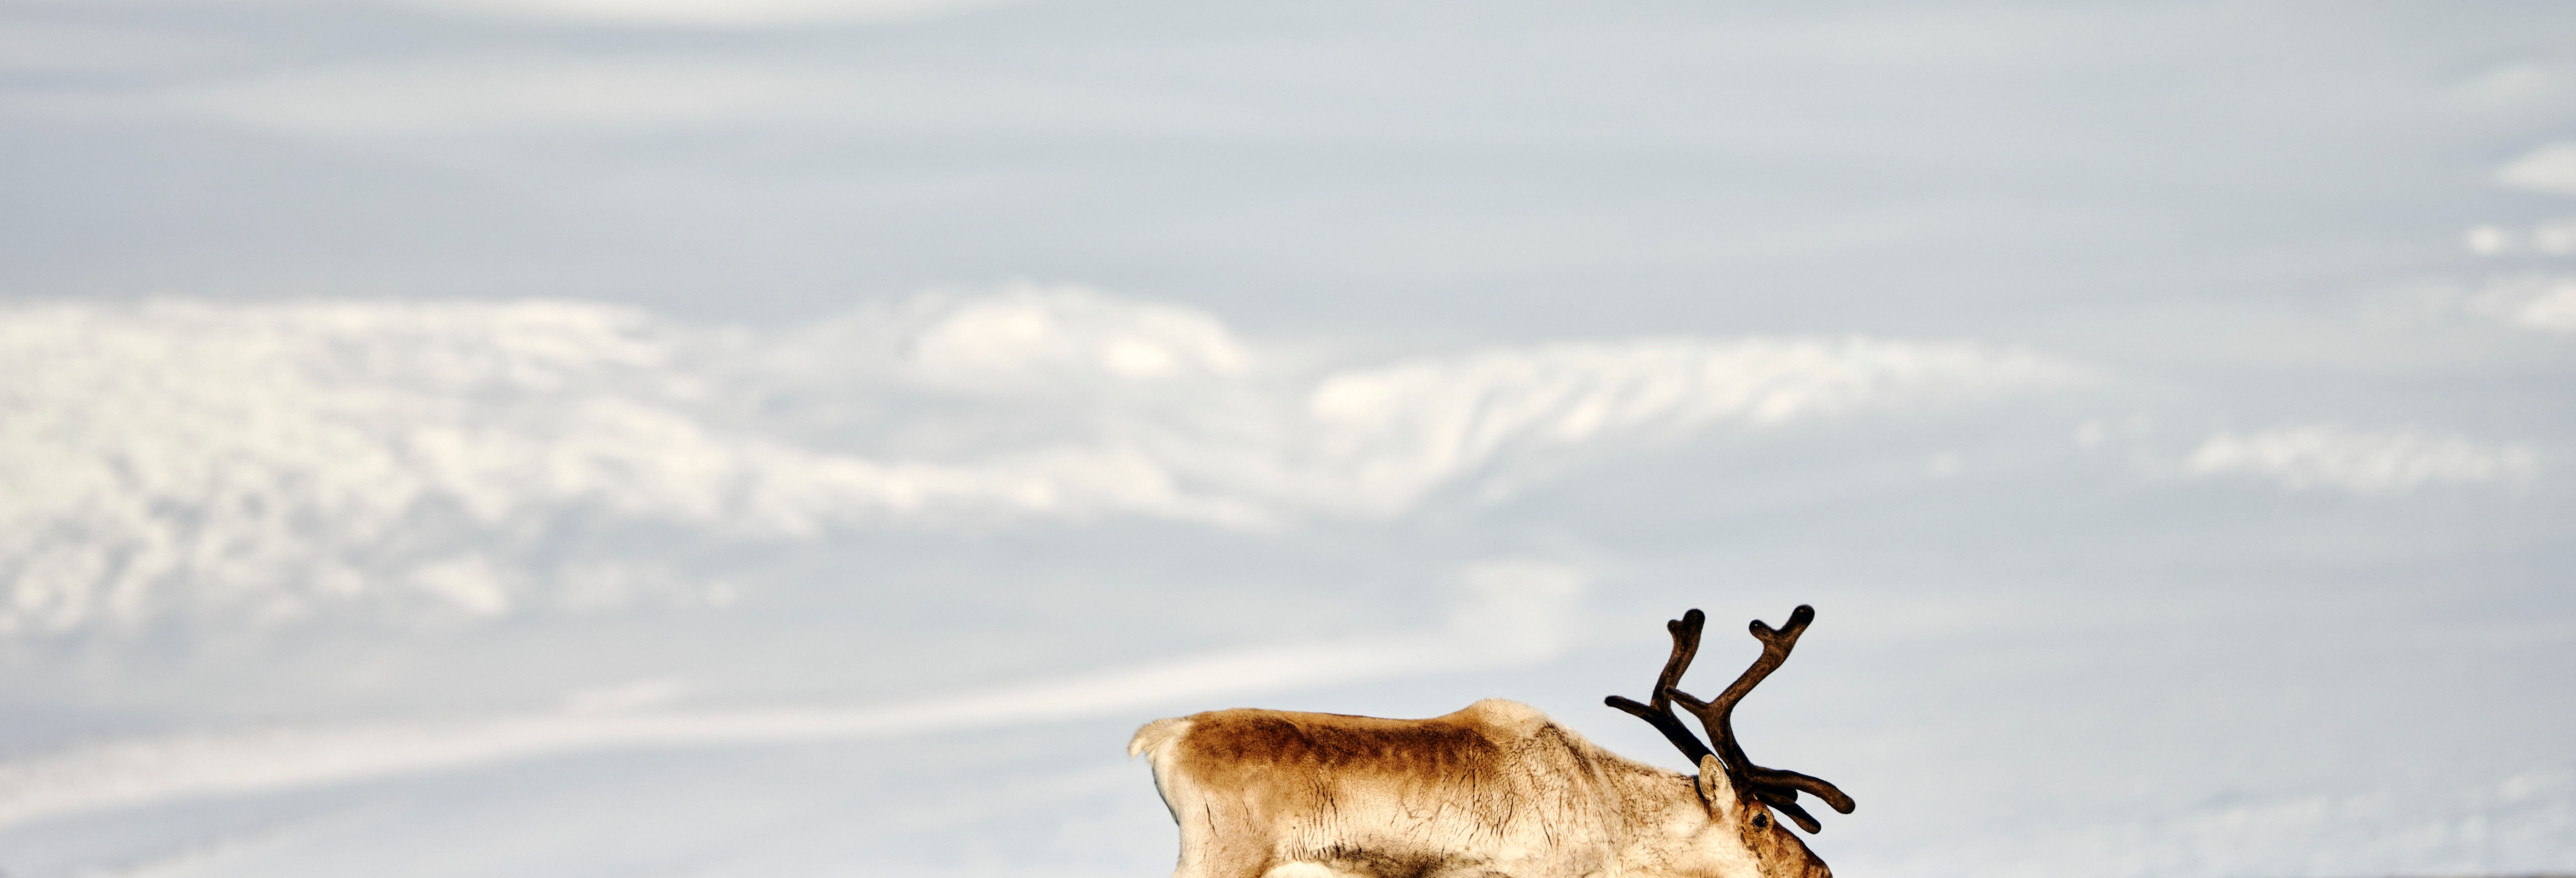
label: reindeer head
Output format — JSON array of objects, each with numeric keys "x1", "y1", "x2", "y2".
[{"x1": 1606, "y1": 606, "x2": 1851, "y2": 878}]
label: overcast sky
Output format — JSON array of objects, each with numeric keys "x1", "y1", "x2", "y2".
[{"x1": 3, "y1": 1, "x2": 2574, "y2": 877}]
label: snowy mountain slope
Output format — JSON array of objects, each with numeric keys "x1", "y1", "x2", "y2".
[{"x1": 4, "y1": 0, "x2": 2575, "y2": 874}]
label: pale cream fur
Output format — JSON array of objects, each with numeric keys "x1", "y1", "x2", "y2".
[{"x1": 1129, "y1": 699, "x2": 1830, "y2": 878}]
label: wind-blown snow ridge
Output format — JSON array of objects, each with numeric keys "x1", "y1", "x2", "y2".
[
  {"x1": 2498, "y1": 142, "x2": 2576, "y2": 197},
  {"x1": 2471, "y1": 274, "x2": 2576, "y2": 333},
  {"x1": 0, "y1": 297, "x2": 1257, "y2": 636},
  {"x1": 0, "y1": 656, "x2": 1379, "y2": 829},
  {"x1": 402, "y1": 0, "x2": 1006, "y2": 27},
  {"x1": 2186, "y1": 425, "x2": 2540, "y2": 494},
  {"x1": 0, "y1": 290, "x2": 2078, "y2": 635},
  {"x1": 1305, "y1": 337, "x2": 2081, "y2": 513},
  {"x1": 0, "y1": 559, "x2": 1582, "y2": 827}
]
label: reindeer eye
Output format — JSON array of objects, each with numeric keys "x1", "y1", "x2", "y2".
[{"x1": 1751, "y1": 813, "x2": 1769, "y2": 829}]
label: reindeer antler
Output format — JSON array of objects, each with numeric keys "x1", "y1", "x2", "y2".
[
  {"x1": 1606, "y1": 610, "x2": 1718, "y2": 766},
  {"x1": 1605, "y1": 605, "x2": 1855, "y2": 834}
]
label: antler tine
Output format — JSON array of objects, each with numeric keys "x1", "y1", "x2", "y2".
[
  {"x1": 1754, "y1": 788, "x2": 1823, "y2": 834},
  {"x1": 1651, "y1": 610, "x2": 1706, "y2": 713},
  {"x1": 1666, "y1": 605, "x2": 1858, "y2": 817},
  {"x1": 1603, "y1": 609, "x2": 1715, "y2": 766}
]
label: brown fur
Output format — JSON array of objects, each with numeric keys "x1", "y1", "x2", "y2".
[{"x1": 1133, "y1": 699, "x2": 1830, "y2": 878}]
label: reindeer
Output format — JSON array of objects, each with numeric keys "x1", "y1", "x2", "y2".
[{"x1": 1129, "y1": 605, "x2": 1855, "y2": 878}]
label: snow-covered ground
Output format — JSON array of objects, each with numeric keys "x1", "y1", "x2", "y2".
[{"x1": 3, "y1": 0, "x2": 2574, "y2": 876}]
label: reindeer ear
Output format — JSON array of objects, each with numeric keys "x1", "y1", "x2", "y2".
[{"x1": 1695, "y1": 754, "x2": 1737, "y2": 816}]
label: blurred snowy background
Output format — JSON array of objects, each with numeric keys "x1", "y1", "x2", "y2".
[{"x1": 3, "y1": 0, "x2": 2574, "y2": 876}]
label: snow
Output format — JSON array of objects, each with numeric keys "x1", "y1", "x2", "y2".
[
  {"x1": 2, "y1": 0, "x2": 2574, "y2": 875},
  {"x1": 0, "y1": 293, "x2": 2068, "y2": 635},
  {"x1": 0, "y1": 291, "x2": 2566, "y2": 878}
]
